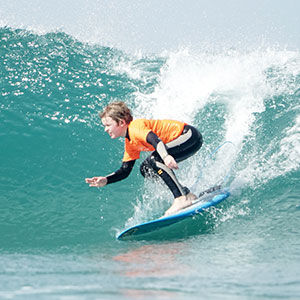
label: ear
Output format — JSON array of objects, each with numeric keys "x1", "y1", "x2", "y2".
[{"x1": 119, "y1": 119, "x2": 126, "y2": 127}]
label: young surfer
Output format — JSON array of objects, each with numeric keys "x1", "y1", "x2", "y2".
[{"x1": 85, "y1": 101, "x2": 203, "y2": 216}]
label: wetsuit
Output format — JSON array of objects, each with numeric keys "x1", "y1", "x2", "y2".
[{"x1": 106, "y1": 119, "x2": 202, "y2": 198}]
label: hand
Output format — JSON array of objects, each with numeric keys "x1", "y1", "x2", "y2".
[
  {"x1": 85, "y1": 176, "x2": 108, "y2": 187},
  {"x1": 163, "y1": 155, "x2": 178, "y2": 169}
]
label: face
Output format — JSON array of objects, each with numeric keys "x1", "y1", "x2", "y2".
[{"x1": 101, "y1": 116, "x2": 127, "y2": 139}]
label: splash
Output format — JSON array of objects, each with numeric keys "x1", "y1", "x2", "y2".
[{"x1": 124, "y1": 47, "x2": 300, "y2": 223}]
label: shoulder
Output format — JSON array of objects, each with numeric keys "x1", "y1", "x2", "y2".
[
  {"x1": 128, "y1": 119, "x2": 151, "y2": 134},
  {"x1": 129, "y1": 119, "x2": 149, "y2": 128},
  {"x1": 128, "y1": 119, "x2": 152, "y2": 142}
]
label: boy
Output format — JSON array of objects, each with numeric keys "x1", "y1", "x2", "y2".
[{"x1": 85, "y1": 101, "x2": 202, "y2": 216}]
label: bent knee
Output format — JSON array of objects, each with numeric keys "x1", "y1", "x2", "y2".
[
  {"x1": 140, "y1": 159, "x2": 153, "y2": 177},
  {"x1": 140, "y1": 155, "x2": 161, "y2": 177}
]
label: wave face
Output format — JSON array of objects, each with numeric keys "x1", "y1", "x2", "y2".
[{"x1": 1, "y1": 27, "x2": 299, "y2": 298}]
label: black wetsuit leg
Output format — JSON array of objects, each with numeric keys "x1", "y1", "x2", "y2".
[{"x1": 140, "y1": 125, "x2": 202, "y2": 198}]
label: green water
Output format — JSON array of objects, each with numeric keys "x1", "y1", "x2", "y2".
[{"x1": 0, "y1": 27, "x2": 300, "y2": 299}]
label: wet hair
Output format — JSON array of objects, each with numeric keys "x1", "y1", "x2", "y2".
[{"x1": 99, "y1": 101, "x2": 133, "y2": 124}]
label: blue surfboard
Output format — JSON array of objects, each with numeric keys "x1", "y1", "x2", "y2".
[{"x1": 117, "y1": 187, "x2": 230, "y2": 240}]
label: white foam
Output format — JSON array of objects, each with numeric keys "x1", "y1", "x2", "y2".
[
  {"x1": 131, "y1": 48, "x2": 300, "y2": 194},
  {"x1": 112, "y1": 47, "x2": 300, "y2": 224}
]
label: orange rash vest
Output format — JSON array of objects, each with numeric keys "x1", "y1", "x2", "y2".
[{"x1": 123, "y1": 119, "x2": 186, "y2": 162}]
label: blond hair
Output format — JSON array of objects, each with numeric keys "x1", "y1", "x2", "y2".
[{"x1": 99, "y1": 101, "x2": 133, "y2": 124}]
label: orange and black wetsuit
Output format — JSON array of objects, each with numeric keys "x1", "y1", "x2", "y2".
[{"x1": 106, "y1": 119, "x2": 202, "y2": 198}]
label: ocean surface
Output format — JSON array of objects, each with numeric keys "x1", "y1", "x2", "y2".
[{"x1": 0, "y1": 27, "x2": 299, "y2": 299}]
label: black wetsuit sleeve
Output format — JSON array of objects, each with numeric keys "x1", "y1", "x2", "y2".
[
  {"x1": 146, "y1": 131, "x2": 161, "y2": 148},
  {"x1": 106, "y1": 160, "x2": 135, "y2": 184},
  {"x1": 146, "y1": 131, "x2": 169, "y2": 160}
]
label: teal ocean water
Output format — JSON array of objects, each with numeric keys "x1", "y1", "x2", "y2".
[{"x1": 1, "y1": 27, "x2": 300, "y2": 299}]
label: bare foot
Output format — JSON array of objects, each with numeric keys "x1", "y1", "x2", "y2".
[
  {"x1": 163, "y1": 193, "x2": 197, "y2": 217},
  {"x1": 186, "y1": 192, "x2": 197, "y2": 201}
]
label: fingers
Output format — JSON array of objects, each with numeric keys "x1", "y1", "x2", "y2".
[
  {"x1": 166, "y1": 161, "x2": 177, "y2": 169},
  {"x1": 169, "y1": 157, "x2": 178, "y2": 169},
  {"x1": 172, "y1": 162, "x2": 179, "y2": 169},
  {"x1": 85, "y1": 178, "x2": 95, "y2": 183},
  {"x1": 89, "y1": 183, "x2": 100, "y2": 187},
  {"x1": 164, "y1": 155, "x2": 179, "y2": 169},
  {"x1": 170, "y1": 163, "x2": 178, "y2": 169},
  {"x1": 85, "y1": 177, "x2": 107, "y2": 187},
  {"x1": 85, "y1": 177, "x2": 99, "y2": 184}
]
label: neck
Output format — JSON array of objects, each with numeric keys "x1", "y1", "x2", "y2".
[{"x1": 121, "y1": 124, "x2": 128, "y2": 137}]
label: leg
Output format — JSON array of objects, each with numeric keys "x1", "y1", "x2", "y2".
[
  {"x1": 140, "y1": 152, "x2": 190, "y2": 198},
  {"x1": 141, "y1": 125, "x2": 203, "y2": 215},
  {"x1": 166, "y1": 125, "x2": 202, "y2": 163}
]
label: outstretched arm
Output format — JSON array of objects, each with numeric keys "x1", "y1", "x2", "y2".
[{"x1": 85, "y1": 160, "x2": 135, "y2": 187}]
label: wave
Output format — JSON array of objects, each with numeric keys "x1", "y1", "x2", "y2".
[{"x1": 0, "y1": 27, "x2": 299, "y2": 248}]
